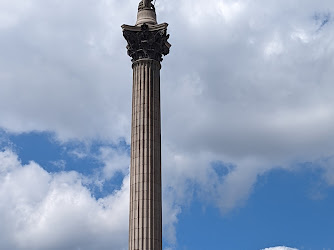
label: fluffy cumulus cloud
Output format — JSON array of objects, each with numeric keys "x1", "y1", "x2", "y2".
[
  {"x1": 1, "y1": 0, "x2": 334, "y2": 248},
  {"x1": 0, "y1": 150, "x2": 129, "y2": 250},
  {"x1": 159, "y1": 0, "x2": 334, "y2": 214},
  {"x1": 0, "y1": 0, "x2": 134, "y2": 141}
]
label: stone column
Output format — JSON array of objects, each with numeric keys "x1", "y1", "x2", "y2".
[
  {"x1": 129, "y1": 59, "x2": 162, "y2": 250},
  {"x1": 122, "y1": 2, "x2": 171, "y2": 250}
]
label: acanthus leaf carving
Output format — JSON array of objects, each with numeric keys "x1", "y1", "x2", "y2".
[{"x1": 123, "y1": 24, "x2": 170, "y2": 62}]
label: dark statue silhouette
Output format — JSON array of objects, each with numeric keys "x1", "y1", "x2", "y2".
[{"x1": 138, "y1": 0, "x2": 155, "y2": 11}]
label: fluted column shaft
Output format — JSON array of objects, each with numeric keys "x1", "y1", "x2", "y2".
[{"x1": 129, "y1": 59, "x2": 162, "y2": 250}]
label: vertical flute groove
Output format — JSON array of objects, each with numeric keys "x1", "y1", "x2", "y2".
[{"x1": 129, "y1": 60, "x2": 162, "y2": 250}]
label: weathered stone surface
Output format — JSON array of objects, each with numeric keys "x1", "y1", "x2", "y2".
[
  {"x1": 122, "y1": 2, "x2": 170, "y2": 250},
  {"x1": 122, "y1": 23, "x2": 170, "y2": 62},
  {"x1": 138, "y1": 0, "x2": 155, "y2": 11},
  {"x1": 136, "y1": 0, "x2": 157, "y2": 25},
  {"x1": 129, "y1": 59, "x2": 162, "y2": 250}
]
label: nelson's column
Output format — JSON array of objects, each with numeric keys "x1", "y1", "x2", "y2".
[{"x1": 122, "y1": 0, "x2": 171, "y2": 249}]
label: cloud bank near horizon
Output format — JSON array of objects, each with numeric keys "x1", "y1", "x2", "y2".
[{"x1": 0, "y1": 150, "x2": 129, "y2": 250}]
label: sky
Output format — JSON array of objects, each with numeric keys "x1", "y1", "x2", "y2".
[{"x1": 0, "y1": 0, "x2": 334, "y2": 249}]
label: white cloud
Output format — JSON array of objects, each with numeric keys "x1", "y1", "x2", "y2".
[
  {"x1": 98, "y1": 146, "x2": 130, "y2": 180},
  {"x1": 0, "y1": 150, "x2": 129, "y2": 250},
  {"x1": 1, "y1": 0, "x2": 334, "y2": 247},
  {"x1": 159, "y1": 0, "x2": 334, "y2": 214},
  {"x1": 291, "y1": 29, "x2": 311, "y2": 43},
  {"x1": 0, "y1": 0, "x2": 33, "y2": 30},
  {"x1": 0, "y1": 147, "x2": 179, "y2": 249},
  {"x1": 218, "y1": 0, "x2": 245, "y2": 22},
  {"x1": 0, "y1": 0, "x2": 134, "y2": 142},
  {"x1": 264, "y1": 35, "x2": 284, "y2": 56},
  {"x1": 162, "y1": 187, "x2": 182, "y2": 245},
  {"x1": 262, "y1": 247, "x2": 298, "y2": 250}
]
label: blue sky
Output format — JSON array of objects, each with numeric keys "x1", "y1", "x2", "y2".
[{"x1": 0, "y1": 0, "x2": 334, "y2": 250}]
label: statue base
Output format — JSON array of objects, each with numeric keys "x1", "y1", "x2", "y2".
[{"x1": 136, "y1": 8, "x2": 157, "y2": 26}]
